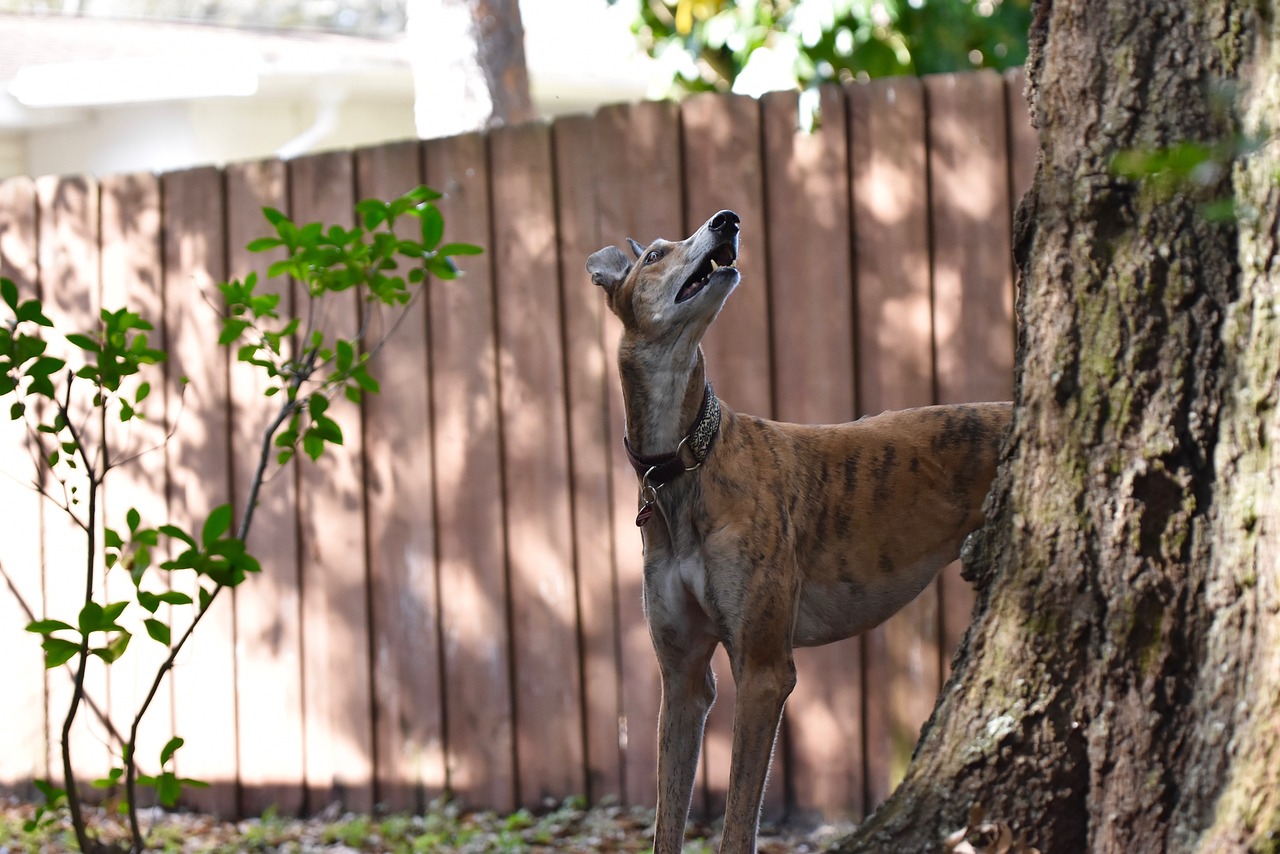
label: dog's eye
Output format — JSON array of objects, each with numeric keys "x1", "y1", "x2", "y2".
[{"x1": 645, "y1": 250, "x2": 663, "y2": 265}]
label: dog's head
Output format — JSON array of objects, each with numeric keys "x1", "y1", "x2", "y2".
[{"x1": 587, "y1": 210, "x2": 740, "y2": 341}]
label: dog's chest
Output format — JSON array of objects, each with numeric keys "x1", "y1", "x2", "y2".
[{"x1": 643, "y1": 514, "x2": 722, "y2": 626}]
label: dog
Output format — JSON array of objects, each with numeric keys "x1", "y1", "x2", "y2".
[{"x1": 587, "y1": 210, "x2": 1011, "y2": 853}]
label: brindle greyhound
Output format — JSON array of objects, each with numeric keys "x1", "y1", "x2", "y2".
[{"x1": 587, "y1": 210, "x2": 1010, "y2": 853}]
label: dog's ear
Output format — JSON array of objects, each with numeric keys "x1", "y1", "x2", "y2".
[
  {"x1": 586, "y1": 245, "x2": 631, "y2": 295},
  {"x1": 626, "y1": 237, "x2": 646, "y2": 258}
]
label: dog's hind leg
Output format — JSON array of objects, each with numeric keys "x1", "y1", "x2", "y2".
[
  {"x1": 719, "y1": 650, "x2": 795, "y2": 852},
  {"x1": 652, "y1": 628, "x2": 719, "y2": 854}
]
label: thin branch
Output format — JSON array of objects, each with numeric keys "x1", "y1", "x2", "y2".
[{"x1": 0, "y1": 558, "x2": 124, "y2": 747}]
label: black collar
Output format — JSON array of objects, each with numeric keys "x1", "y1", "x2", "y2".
[{"x1": 624, "y1": 382, "x2": 721, "y2": 488}]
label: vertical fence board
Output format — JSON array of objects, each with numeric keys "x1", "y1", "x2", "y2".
[
  {"x1": 849, "y1": 77, "x2": 943, "y2": 811},
  {"x1": 287, "y1": 152, "x2": 375, "y2": 814},
  {"x1": 353, "y1": 141, "x2": 447, "y2": 814},
  {"x1": 1005, "y1": 68, "x2": 1038, "y2": 214},
  {"x1": 0, "y1": 176, "x2": 46, "y2": 795},
  {"x1": 489, "y1": 122, "x2": 585, "y2": 807},
  {"x1": 593, "y1": 100, "x2": 684, "y2": 809},
  {"x1": 679, "y1": 90, "x2": 776, "y2": 820},
  {"x1": 225, "y1": 158, "x2": 307, "y2": 817},
  {"x1": 423, "y1": 132, "x2": 515, "y2": 812},
  {"x1": 100, "y1": 172, "x2": 168, "y2": 809},
  {"x1": 37, "y1": 174, "x2": 112, "y2": 794},
  {"x1": 760, "y1": 85, "x2": 862, "y2": 821},
  {"x1": 160, "y1": 166, "x2": 238, "y2": 815},
  {"x1": 552, "y1": 113, "x2": 623, "y2": 805},
  {"x1": 924, "y1": 71, "x2": 1017, "y2": 675}
]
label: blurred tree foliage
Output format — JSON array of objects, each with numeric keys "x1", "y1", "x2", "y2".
[{"x1": 615, "y1": 0, "x2": 1031, "y2": 94}]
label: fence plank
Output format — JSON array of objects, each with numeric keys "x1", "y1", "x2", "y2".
[
  {"x1": 1006, "y1": 68, "x2": 1038, "y2": 212},
  {"x1": 679, "y1": 89, "x2": 777, "y2": 821},
  {"x1": 760, "y1": 85, "x2": 862, "y2": 821},
  {"x1": 352, "y1": 141, "x2": 447, "y2": 814},
  {"x1": 423, "y1": 131, "x2": 516, "y2": 813},
  {"x1": 593, "y1": 99, "x2": 684, "y2": 809},
  {"x1": 552, "y1": 113, "x2": 623, "y2": 806},
  {"x1": 99, "y1": 172, "x2": 168, "y2": 810},
  {"x1": 225, "y1": 158, "x2": 307, "y2": 817},
  {"x1": 286, "y1": 152, "x2": 375, "y2": 814},
  {"x1": 160, "y1": 166, "x2": 238, "y2": 816},
  {"x1": 924, "y1": 71, "x2": 1017, "y2": 677},
  {"x1": 848, "y1": 76, "x2": 943, "y2": 811},
  {"x1": 36, "y1": 174, "x2": 113, "y2": 796},
  {"x1": 0, "y1": 176, "x2": 47, "y2": 796},
  {"x1": 488, "y1": 122, "x2": 585, "y2": 808}
]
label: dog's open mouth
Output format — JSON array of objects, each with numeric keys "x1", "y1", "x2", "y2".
[{"x1": 675, "y1": 243, "x2": 738, "y2": 303}]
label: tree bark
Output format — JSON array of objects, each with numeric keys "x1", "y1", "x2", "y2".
[{"x1": 834, "y1": 1, "x2": 1280, "y2": 852}]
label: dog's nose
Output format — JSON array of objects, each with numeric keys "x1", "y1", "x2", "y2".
[{"x1": 709, "y1": 210, "x2": 740, "y2": 233}]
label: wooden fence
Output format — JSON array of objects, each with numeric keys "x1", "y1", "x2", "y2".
[{"x1": 0, "y1": 68, "x2": 1034, "y2": 823}]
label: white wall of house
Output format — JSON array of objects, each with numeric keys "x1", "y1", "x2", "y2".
[{"x1": 0, "y1": 2, "x2": 657, "y2": 181}]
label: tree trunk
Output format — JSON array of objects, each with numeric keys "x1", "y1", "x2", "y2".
[
  {"x1": 835, "y1": 2, "x2": 1280, "y2": 852},
  {"x1": 406, "y1": 0, "x2": 535, "y2": 139}
]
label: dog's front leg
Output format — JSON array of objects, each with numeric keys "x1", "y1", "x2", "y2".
[
  {"x1": 717, "y1": 586, "x2": 798, "y2": 853},
  {"x1": 649, "y1": 607, "x2": 719, "y2": 854}
]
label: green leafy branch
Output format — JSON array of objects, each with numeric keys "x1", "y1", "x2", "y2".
[{"x1": 3, "y1": 184, "x2": 481, "y2": 854}]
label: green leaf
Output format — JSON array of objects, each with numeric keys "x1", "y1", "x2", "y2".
[
  {"x1": 246, "y1": 237, "x2": 284, "y2": 252},
  {"x1": 356, "y1": 199, "x2": 388, "y2": 230},
  {"x1": 105, "y1": 527, "x2": 124, "y2": 551},
  {"x1": 32, "y1": 779, "x2": 66, "y2": 805},
  {"x1": 420, "y1": 204, "x2": 445, "y2": 251},
  {"x1": 144, "y1": 619, "x2": 171, "y2": 646},
  {"x1": 160, "y1": 524, "x2": 197, "y2": 548},
  {"x1": 260, "y1": 206, "x2": 288, "y2": 228},
  {"x1": 219, "y1": 317, "x2": 251, "y2": 346},
  {"x1": 26, "y1": 618, "x2": 75, "y2": 634},
  {"x1": 308, "y1": 391, "x2": 329, "y2": 418},
  {"x1": 267, "y1": 259, "x2": 294, "y2": 280},
  {"x1": 201, "y1": 503, "x2": 234, "y2": 548},
  {"x1": 103, "y1": 601, "x2": 128, "y2": 625},
  {"x1": 438, "y1": 242, "x2": 484, "y2": 256},
  {"x1": 16, "y1": 299, "x2": 54, "y2": 326},
  {"x1": 78, "y1": 602, "x2": 105, "y2": 634},
  {"x1": 160, "y1": 735, "x2": 185, "y2": 766},
  {"x1": 425, "y1": 255, "x2": 460, "y2": 281},
  {"x1": 310, "y1": 415, "x2": 343, "y2": 444},
  {"x1": 198, "y1": 586, "x2": 213, "y2": 611},
  {"x1": 335, "y1": 339, "x2": 354, "y2": 372},
  {"x1": 302, "y1": 431, "x2": 326, "y2": 461},
  {"x1": 42, "y1": 637, "x2": 80, "y2": 667},
  {"x1": 162, "y1": 548, "x2": 199, "y2": 571},
  {"x1": 155, "y1": 771, "x2": 181, "y2": 807},
  {"x1": 404, "y1": 185, "x2": 443, "y2": 204},
  {"x1": 127, "y1": 507, "x2": 141, "y2": 532},
  {"x1": 138, "y1": 590, "x2": 160, "y2": 613},
  {"x1": 65, "y1": 333, "x2": 99, "y2": 353},
  {"x1": 156, "y1": 590, "x2": 194, "y2": 606},
  {"x1": 91, "y1": 768, "x2": 124, "y2": 789},
  {"x1": 91, "y1": 631, "x2": 131, "y2": 663},
  {"x1": 1, "y1": 277, "x2": 16, "y2": 310},
  {"x1": 26, "y1": 355, "x2": 66, "y2": 377}
]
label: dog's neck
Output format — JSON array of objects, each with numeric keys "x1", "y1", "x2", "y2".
[{"x1": 617, "y1": 339, "x2": 710, "y2": 457}]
